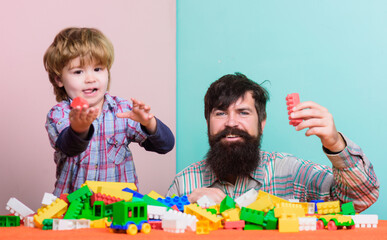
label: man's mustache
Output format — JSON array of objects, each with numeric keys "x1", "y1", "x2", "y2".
[{"x1": 211, "y1": 127, "x2": 252, "y2": 143}]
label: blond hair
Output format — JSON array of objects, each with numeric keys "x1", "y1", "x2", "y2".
[{"x1": 44, "y1": 27, "x2": 114, "y2": 102}]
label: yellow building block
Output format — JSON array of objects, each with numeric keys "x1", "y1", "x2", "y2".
[
  {"x1": 33, "y1": 199, "x2": 68, "y2": 228},
  {"x1": 316, "y1": 201, "x2": 340, "y2": 215},
  {"x1": 90, "y1": 218, "x2": 108, "y2": 228},
  {"x1": 292, "y1": 202, "x2": 315, "y2": 215},
  {"x1": 94, "y1": 186, "x2": 133, "y2": 201},
  {"x1": 278, "y1": 213, "x2": 299, "y2": 233},
  {"x1": 274, "y1": 202, "x2": 305, "y2": 218},
  {"x1": 208, "y1": 204, "x2": 220, "y2": 214},
  {"x1": 247, "y1": 194, "x2": 274, "y2": 212},
  {"x1": 257, "y1": 191, "x2": 289, "y2": 205},
  {"x1": 147, "y1": 190, "x2": 164, "y2": 200},
  {"x1": 184, "y1": 204, "x2": 222, "y2": 231},
  {"x1": 196, "y1": 220, "x2": 210, "y2": 234},
  {"x1": 83, "y1": 180, "x2": 137, "y2": 193},
  {"x1": 222, "y1": 208, "x2": 240, "y2": 222}
]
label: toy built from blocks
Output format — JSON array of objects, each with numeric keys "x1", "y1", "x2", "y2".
[
  {"x1": 286, "y1": 93, "x2": 303, "y2": 126},
  {"x1": 2, "y1": 181, "x2": 379, "y2": 234}
]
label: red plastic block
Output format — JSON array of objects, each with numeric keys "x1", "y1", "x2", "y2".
[
  {"x1": 149, "y1": 220, "x2": 162, "y2": 230},
  {"x1": 71, "y1": 97, "x2": 89, "y2": 109},
  {"x1": 286, "y1": 93, "x2": 302, "y2": 126},
  {"x1": 90, "y1": 193, "x2": 123, "y2": 206}
]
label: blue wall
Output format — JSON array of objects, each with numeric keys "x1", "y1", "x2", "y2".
[{"x1": 177, "y1": 0, "x2": 387, "y2": 219}]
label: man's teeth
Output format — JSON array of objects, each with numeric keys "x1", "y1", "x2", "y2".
[{"x1": 226, "y1": 135, "x2": 239, "y2": 138}]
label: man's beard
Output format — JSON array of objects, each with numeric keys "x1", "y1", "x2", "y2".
[{"x1": 206, "y1": 127, "x2": 262, "y2": 182}]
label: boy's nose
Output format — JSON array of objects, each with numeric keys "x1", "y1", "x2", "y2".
[{"x1": 85, "y1": 72, "x2": 96, "y2": 83}]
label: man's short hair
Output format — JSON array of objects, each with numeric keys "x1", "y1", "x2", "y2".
[{"x1": 204, "y1": 73, "x2": 269, "y2": 133}]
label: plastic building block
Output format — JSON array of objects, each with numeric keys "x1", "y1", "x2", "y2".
[
  {"x1": 41, "y1": 193, "x2": 58, "y2": 206},
  {"x1": 299, "y1": 217, "x2": 317, "y2": 231},
  {"x1": 274, "y1": 202, "x2": 305, "y2": 218},
  {"x1": 262, "y1": 209, "x2": 278, "y2": 230},
  {"x1": 208, "y1": 204, "x2": 220, "y2": 215},
  {"x1": 71, "y1": 96, "x2": 89, "y2": 109},
  {"x1": 247, "y1": 194, "x2": 274, "y2": 213},
  {"x1": 84, "y1": 180, "x2": 137, "y2": 193},
  {"x1": 289, "y1": 199, "x2": 300, "y2": 203},
  {"x1": 147, "y1": 205, "x2": 167, "y2": 219},
  {"x1": 94, "y1": 186, "x2": 133, "y2": 202},
  {"x1": 64, "y1": 199, "x2": 83, "y2": 219},
  {"x1": 244, "y1": 223, "x2": 264, "y2": 230},
  {"x1": 316, "y1": 201, "x2": 340, "y2": 215},
  {"x1": 197, "y1": 195, "x2": 217, "y2": 208},
  {"x1": 278, "y1": 213, "x2": 299, "y2": 232},
  {"x1": 91, "y1": 192, "x2": 123, "y2": 206},
  {"x1": 239, "y1": 207, "x2": 264, "y2": 225},
  {"x1": 0, "y1": 215, "x2": 20, "y2": 227},
  {"x1": 90, "y1": 218, "x2": 108, "y2": 228},
  {"x1": 220, "y1": 195, "x2": 236, "y2": 213},
  {"x1": 52, "y1": 219, "x2": 90, "y2": 230},
  {"x1": 24, "y1": 216, "x2": 35, "y2": 228},
  {"x1": 59, "y1": 194, "x2": 70, "y2": 205},
  {"x1": 162, "y1": 209, "x2": 198, "y2": 233},
  {"x1": 6, "y1": 197, "x2": 35, "y2": 220},
  {"x1": 141, "y1": 195, "x2": 169, "y2": 208},
  {"x1": 149, "y1": 220, "x2": 162, "y2": 230},
  {"x1": 92, "y1": 201, "x2": 106, "y2": 219},
  {"x1": 235, "y1": 189, "x2": 258, "y2": 208},
  {"x1": 286, "y1": 93, "x2": 302, "y2": 126},
  {"x1": 67, "y1": 185, "x2": 93, "y2": 203},
  {"x1": 157, "y1": 196, "x2": 190, "y2": 212},
  {"x1": 311, "y1": 200, "x2": 324, "y2": 213},
  {"x1": 196, "y1": 220, "x2": 210, "y2": 234},
  {"x1": 257, "y1": 191, "x2": 289, "y2": 205},
  {"x1": 350, "y1": 214, "x2": 378, "y2": 228},
  {"x1": 224, "y1": 220, "x2": 245, "y2": 230},
  {"x1": 222, "y1": 208, "x2": 240, "y2": 222},
  {"x1": 122, "y1": 188, "x2": 144, "y2": 198},
  {"x1": 341, "y1": 202, "x2": 356, "y2": 215},
  {"x1": 147, "y1": 190, "x2": 164, "y2": 200},
  {"x1": 184, "y1": 204, "x2": 221, "y2": 231},
  {"x1": 33, "y1": 198, "x2": 68, "y2": 228},
  {"x1": 42, "y1": 219, "x2": 53, "y2": 230}
]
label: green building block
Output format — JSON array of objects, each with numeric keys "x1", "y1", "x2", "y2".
[
  {"x1": 340, "y1": 202, "x2": 356, "y2": 215},
  {"x1": 220, "y1": 195, "x2": 236, "y2": 213},
  {"x1": 67, "y1": 185, "x2": 92, "y2": 203},
  {"x1": 244, "y1": 223, "x2": 264, "y2": 230},
  {"x1": 240, "y1": 207, "x2": 264, "y2": 225},
  {"x1": 42, "y1": 219, "x2": 53, "y2": 230},
  {"x1": 0, "y1": 215, "x2": 20, "y2": 227},
  {"x1": 64, "y1": 199, "x2": 83, "y2": 219},
  {"x1": 262, "y1": 209, "x2": 278, "y2": 230}
]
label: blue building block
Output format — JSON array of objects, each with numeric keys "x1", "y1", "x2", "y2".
[
  {"x1": 311, "y1": 200, "x2": 324, "y2": 213},
  {"x1": 122, "y1": 188, "x2": 144, "y2": 199},
  {"x1": 157, "y1": 196, "x2": 190, "y2": 212}
]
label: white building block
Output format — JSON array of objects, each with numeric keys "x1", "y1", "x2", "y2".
[
  {"x1": 147, "y1": 205, "x2": 167, "y2": 219},
  {"x1": 350, "y1": 215, "x2": 378, "y2": 228},
  {"x1": 6, "y1": 197, "x2": 35, "y2": 220},
  {"x1": 53, "y1": 219, "x2": 90, "y2": 230},
  {"x1": 299, "y1": 217, "x2": 317, "y2": 231},
  {"x1": 197, "y1": 195, "x2": 216, "y2": 208},
  {"x1": 161, "y1": 209, "x2": 198, "y2": 233},
  {"x1": 41, "y1": 193, "x2": 58, "y2": 206},
  {"x1": 235, "y1": 188, "x2": 258, "y2": 208},
  {"x1": 24, "y1": 216, "x2": 35, "y2": 228},
  {"x1": 289, "y1": 199, "x2": 300, "y2": 203},
  {"x1": 307, "y1": 203, "x2": 315, "y2": 215}
]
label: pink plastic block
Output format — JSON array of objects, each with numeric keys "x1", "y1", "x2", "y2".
[
  {"x1": 224, "y1": 220, "x2": 245, "y2": 230},
  {"x1": 286, "y1": 93, "x2": 302, "y2": 126}
]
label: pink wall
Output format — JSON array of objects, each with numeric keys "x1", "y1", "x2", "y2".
[{"x1": 0, "y1": 0, "x2": 176, "y2": 214}]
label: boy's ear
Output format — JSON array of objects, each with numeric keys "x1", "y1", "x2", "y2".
[{"x1": 55, "y1": 76, "x2": 64, "y2": 87}]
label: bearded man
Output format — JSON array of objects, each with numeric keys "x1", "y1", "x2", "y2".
[{"x1": 166, "y1": 73, "x2": 379, "y2": 212}]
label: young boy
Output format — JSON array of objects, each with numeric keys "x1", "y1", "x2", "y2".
[{"x1": 44, "y1": 27, "x2": 175, "y2": 196}]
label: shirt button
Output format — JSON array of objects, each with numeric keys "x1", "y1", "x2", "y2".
[{"x1": 95, "y1": 165, "x2": 98, "y2": 169}]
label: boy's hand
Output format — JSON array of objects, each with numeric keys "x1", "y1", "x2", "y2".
[
  {"x1": 116, "y1": 98, "x2": 157, "y2": 134},
  {"x1": 291, "y1": 101, "x2": 346, "y2": 153},
  {"x1": 69, "y1": 105, "x2": 99, "y2": 139}
]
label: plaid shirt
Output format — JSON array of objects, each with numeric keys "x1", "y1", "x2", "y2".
[
  {"x1": 46, "y1": 93, "x2": 174, "y2": 196},
  {"x1": 167, "y1": 134, "x2": 379, "y2": 212}
]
